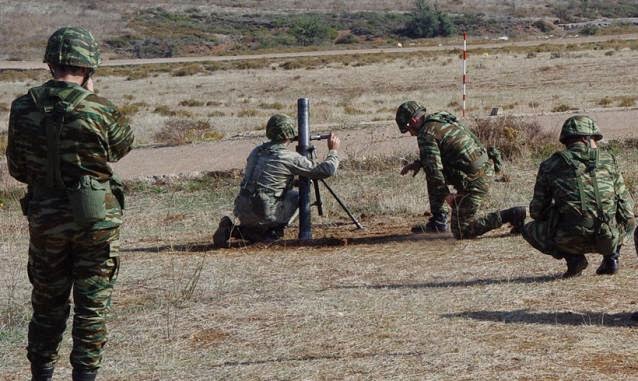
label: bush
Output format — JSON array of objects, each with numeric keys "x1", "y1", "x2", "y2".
[
  {"x1": 552, "y1": 104, "x2": 574, "y2": 112},
  {"x1": 0, "y1": 132, "x2": 7, "y2": 157},
  {"x1": 618, "y1": 96, "x2": 636, "y2": 107},
  {"x1": 402, "y1": 0, "x2": 456, "y2": 38},
  {"x1": 153, "y1": 119, "x2": 224, "y2": 145},
  {"x1": 290, "y1": 16, "x2": 337, "y2": 46},
  {"x1": 598, "y1": 97, "x2": 613, "y2": 107},
  {"x1": 471, "y1": 116, "x2": 558, "y2": 160},
  {"x1": 581, "y1": 25, "x2": 600, "y2": 36},
  {"x1": 179, "y1": 99, "x2": 205, "y2": 107},
  {"x1": 335, "y1": 32, "x2": 358, "y2": 44}
]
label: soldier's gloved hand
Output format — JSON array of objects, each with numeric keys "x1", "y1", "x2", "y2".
[
  {"x1": 400, "y1": 160, "x2": 421, "y2": 177},
  {"x1": 327, "y1": 133, "x2": 340, "y2": 150}
]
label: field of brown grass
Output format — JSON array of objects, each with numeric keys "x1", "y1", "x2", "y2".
[{"x1": 2, "y1": 20, "x2": 638, "y2": 380}]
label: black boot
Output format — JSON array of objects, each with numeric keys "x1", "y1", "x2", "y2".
[
  {"x1": 31, "y1": 365, "x2": 54, "y2": 381},
  {"x1": 72, "y1": 369, "x2": 98, "y2": 381},
  {"x1": 499, "y1": 206, "x2": 527, "y2": 232},
  {"x1": 213, "y1": 216, "x2": 234, "y2": 248},
  {"x1": 412, "y1": 213, "x2": 449, "y2": 233},
  {"x1": 596, "y1": 249, "x2": 620, "y2": 275},
  {"x1": 563, "y1": 255, "x2": 588, "y2": 278}
]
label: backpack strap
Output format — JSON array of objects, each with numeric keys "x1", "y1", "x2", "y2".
[{"x1": 29, "y1": 87, "x2": 91, "y2": 188}]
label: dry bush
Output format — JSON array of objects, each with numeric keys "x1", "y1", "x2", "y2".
[
  {"x1": 119, "y1": 102, "x2": 147, "y2": 119},
  {"x1": 154, "y1": 105, "x2": 192, "y2": 118},
  {"x1": 153, "y1": 119, "x2": 224, "y2": 146},
  {"x1": 0, "y1": 132, "x2": 8, "y2": 157},
  {"x1": 171, "y1": 64, "x2": 204, "y2": 77},
  {"x1": 179, "y1": 99, "x2": 205, "y2": 107},
  {"x1": 471, "y1": 116, "x2": 558, "y2": 160},
  {"x1": 618, "y1": 96, "x2": 636, "y2": 108},
  {"x1": 552, "y1": 104, "x2": 575, "y2": 113},
  {"x1": 598, "y1": 97, "x2": 613, "y2": 107},
  {"x1": 237, "y1": 109, "x2": 258, "y2": 117},
  {"x1": 259, "y1": 102, "x2": 285, "y2": 110}
]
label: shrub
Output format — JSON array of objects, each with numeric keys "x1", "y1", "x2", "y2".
[
  {"x1": 471, "y1": 116, "x2": 558, "y2": 160},
  {"x1": 618, "y1": 96, "x2": 636, "y2": 107},
  {"x1": 207, "y1": 111, "x2": 226, "y2": 117},
  {"x1": 153, "y1": 119, "x2": 224, "y2": 145},
  {"x1": 552, "y1": 104, "x2": 574, "y2": 112},
  {"x1": 581, "y1": 25, "x2": 600, "y2": 36},
  {"x1": 171, "y1": 64, "x2": 204, "y2": 77},
  {"x1": 0, "y1": 132, "x2": 7, "y2": 156},
  {"x1": 290, "y1": 16, "x2": 337, "y2": 46},
  {"x1": 154, "y1": 105, "x2": 192, "y2": 117},
  {"x1": 598, "y1": 97, "x2": 613, "y2": 107},
  {"x1": 237, "y1": 109, "x2": 258, "y2": 117},
  {"x1": 335, "y1": 32, "x2": 358, "y2": 44},
  {"x1": 259, "y1": 102, "x2": 285, "y2": 110},
  {"x1": 401, "y1": 0, "x2": 456, "y2": 38},
  {"x1": 120, "y1": 102, "x2": 147, "y2": 119},
  {"x1": 179, "y1": 99, "x2": 205, "y2": 107}
]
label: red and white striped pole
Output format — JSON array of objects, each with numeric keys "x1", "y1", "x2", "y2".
[{"x1": 462, "y1": 31, "x2": 468, "y2": 118}]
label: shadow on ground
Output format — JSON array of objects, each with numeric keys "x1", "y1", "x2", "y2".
[
  {"x1": 125, "y1": 231, "x2": 457, "y2": 254},
  {"x1": 326, "y1": 274, "x2": 560, "y2": 291},
  {"x1": 443, "y1": 309, "x2": 637, "y2": 327}
]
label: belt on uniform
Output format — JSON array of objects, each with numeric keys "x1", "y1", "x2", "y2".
[{"x1": 31, "y1": 185, "x2": 67, "y2": 199}]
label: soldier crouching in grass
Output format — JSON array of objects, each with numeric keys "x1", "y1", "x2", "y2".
[
  {"x1": 395, "y1": 101, "x2": 526, "y2": 239},
  {"x1": 6, "y1": 27, "x2": 134, "y2": 381},
  {"x1": 521, "y1": 116, "x2": 635, "y2": 278},
  {"x1": 213, "y1": 114, "x2": 340, "y2": 246}
]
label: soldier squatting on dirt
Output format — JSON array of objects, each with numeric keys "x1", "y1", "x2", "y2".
[
  {"x1": 6, "y1": 27, "x2": 134, "y2": 381},
  {"x1": 395, "y1": 101, "x2": 527, "y2": 239},
  {"x1": 521, "y1": 116, "x2": 636, "y2": 278},
  {"x1": 213, "y1": 114, "x2": 340, "y2": 246}
]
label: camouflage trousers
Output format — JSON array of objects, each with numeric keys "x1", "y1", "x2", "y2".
[
  {"x1": 449, "y1": 177, "x2": 503, "y2": 240},
  {"x1": 522, "y1": 217, "x2": 635, "y2": 259},
  {"x1": 234, "y1": 189, "x2": 299, "y2": 231},
  {"x1": 27, "y1": 199, "x2": 119, "y2": 372}
]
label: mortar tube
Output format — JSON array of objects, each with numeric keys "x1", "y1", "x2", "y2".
[{"x1": 297, "y1": 98, "x2": 312, "y2": 241}]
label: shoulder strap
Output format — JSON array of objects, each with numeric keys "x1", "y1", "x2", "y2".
[{"x1": 29, "y1": 87, "x2": 91, "y2": 188}]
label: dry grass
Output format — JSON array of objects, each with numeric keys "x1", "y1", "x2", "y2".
[
  {"x1": 2, "y1": 152, "x2": 638, "y2": 378},
  {"x1": 153, "y1": 119, "x2": 224, "y2": 145}
]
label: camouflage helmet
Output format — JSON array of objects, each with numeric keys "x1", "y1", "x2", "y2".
[
  {"x1": 396, "y1": 101, "x2": 426, "y2": 133},
  {"x1": 559, "y1": 115, "x2": 603, "y2": 144},
  {"x1": 266, "y1": 114, "x2": 296, "y2": 142},
  {"x1": 44, "y1": 27, "x2": 101, "y2": 69}
]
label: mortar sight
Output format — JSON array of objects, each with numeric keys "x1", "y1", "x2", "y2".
[{"x1": 293, "y1": 134, "x2": 331, "y2": 141}]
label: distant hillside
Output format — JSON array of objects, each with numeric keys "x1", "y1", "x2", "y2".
[{"x1": 1, "y1": 0, "x2": 637, "y2": 60}]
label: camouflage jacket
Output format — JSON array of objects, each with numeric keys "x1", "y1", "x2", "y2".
[
  {"x1": 416, "y1": 111, "x2": 489, "y2": 214},
  {"x1": 238, "y1": 141, "x2": 339, "y2": 198},
  {"x1": 6, "y1": 80, "x2": 133, "y2": 228},
  {"x1": 7, "y1": 80, "x2": 133, "y2": 185},
  {"x1": 529, "y1": 142, "x2": 634, "y2": 231}
]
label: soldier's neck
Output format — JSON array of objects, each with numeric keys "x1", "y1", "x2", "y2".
[{"x1": 52, "y1": 74, "x2": 85, "y2": 87}]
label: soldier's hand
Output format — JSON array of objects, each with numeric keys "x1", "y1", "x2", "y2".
[
  {"x1": 400, "y1": 161, "x2": 421, "y2": 176},
  {"x1": 445, "y1": 193, "x2": 457, "y2": 207},
  {"x1": 327, "y1": 133, "x2": 340, "y2": 150}
]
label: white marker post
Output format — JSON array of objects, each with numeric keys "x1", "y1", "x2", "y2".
[{"x1": 462, "y1": 32, "x2": 468, "y2": 118}]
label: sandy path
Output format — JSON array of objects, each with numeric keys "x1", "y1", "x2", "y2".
[
  {"x1": 110, "y1": 108, "x2": 638, "y2": 180},
  {"x1": 2, "y1": 33, "x2": 637, "y2": 70}
]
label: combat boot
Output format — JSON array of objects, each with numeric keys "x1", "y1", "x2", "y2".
[
  {"x1": 596, "y1": 248, "x2": 620, "y2": 275},
  {"x1": 72, "y1": 369, "x2": 97, "y2": 381},
  {"x1": 31, "y1": 365, "x2": 54, "y2": 381},
  {"x1": 412, "y1": 214, "x2": 448, "y2": 233},
  {"x1": 563, "y1": 255, "x2": 588, "y2": 278},
  {"x1": 499, "y1": 206, "x2": 527, "y2": 233},
  {"x1": 213, "y1": 216, "x2": 234, "y2": 247}
]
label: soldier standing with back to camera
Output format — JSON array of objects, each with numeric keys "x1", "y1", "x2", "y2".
[
  {"x1": 6, "y1": 27, "x2": 134, "y2": 381},
  {"x1": 395, "y1": 101, "x2": 526, "y2": 239},
  {"x1": 521, "y1": 116, "x2": 635, "y2": 278}
]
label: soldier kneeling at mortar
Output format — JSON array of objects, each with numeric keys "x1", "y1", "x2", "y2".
[
  {"x1": 214, "y1": 114, "x2": 340, "y2": 246},
  {"x1": 395, "y1": 101, "x2": 526, "y2": 239},
  {"x1": 522, "y1": 116, "x2": 635, "y2": 278}
]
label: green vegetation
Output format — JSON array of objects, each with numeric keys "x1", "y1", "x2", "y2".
[
  {"x1": 552, "y1": 0, "x2": 638, "y2": 22},
  {"x1": 402, "y1": 0, "x2": 455, "y2": 38}
]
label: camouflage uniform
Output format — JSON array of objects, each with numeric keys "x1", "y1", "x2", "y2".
[
  {"x1": 522, "y1": 145, "x2": 634, "y2": 257},
  {"x1": 6, "y1": 27, "x2": 133, "y2": 378},
  {"x1": 233, "y1": 141, "x2": 339, "y2": 238},
  {"x1": 415, "y1": 111, "x2": 507, "y2": 239},
  {"x1": 214, "y1": 114, "x2": 339, "y2": 244},
  {"x1": 522, "y1": 116, "x2": 634, "y2": 277}
]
